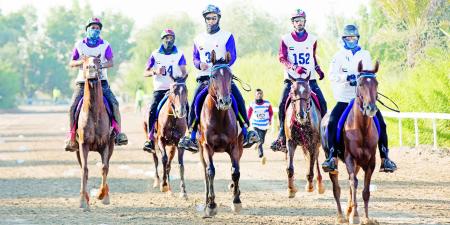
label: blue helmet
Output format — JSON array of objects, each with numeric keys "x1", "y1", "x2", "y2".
[
  {"x1": 342, "y1": 24, "x2": 360, "y2": 37},
  {"x1": 202, "y1": 4, "x2": 221, "y2": 18}
]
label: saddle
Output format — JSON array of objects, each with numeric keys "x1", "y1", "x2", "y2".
[{"x1": 70, "y1": 96, "x2": 118, "y2": 140}]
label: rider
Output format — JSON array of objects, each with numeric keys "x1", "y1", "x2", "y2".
[
  {"x1": 65, "y1": 17, "x2": 128, "y2": 151},
  {"x1": 321, "y1": 24, "x2": 397, "y2": 173},
  {"x1": 271, "y1": 9, "x2": 327, "y2": 152},
  {"x1": 178, "y1": 4, "x2": 259, "y2": 152},
  {"x1": 142, "y1": 29, "x2": 188, "y2": 153}
]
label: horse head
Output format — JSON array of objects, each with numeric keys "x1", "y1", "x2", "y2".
[
  {"x1": 168, "y1": 74, "x2": 188, "y2": 118},
  {"x1": 357, "y1": 60, "x2": 379, "y2": 117},
  {"x1": 82, "y1": 54, "x2": 102, "y2": 87},
  {"x1": 209, "y1": 50, "x2": 233, "y2": 111},
  {"x1": 289, "y1": 71, "x2": 311, "y2": 124}
]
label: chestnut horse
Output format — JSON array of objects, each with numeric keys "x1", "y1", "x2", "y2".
[
  {"x1": 143, "y1": 75, "x2": 188, "y2": 198},
  {"x1": 198, "y1": 50, "x2": 243, "y2": 217},
  {"x1": 321, "y1": 61, "x2": 380, "y2": 224},
  {"x1": 76, "y1": 55, "x2": 114, "y2": 211},
  {"x1": 285, "y1": 73, "x2": 325, "y2": 198}
]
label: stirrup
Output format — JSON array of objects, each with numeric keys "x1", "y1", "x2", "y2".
[
  {"x1": 64, "y1": 139, "x2": 79, "y2": 152},
  {"x1": 380, "y1": 158, "x2": 397, "y2": 173},
  {"x1": 270, "y1": 138, "x2": 286, "y2": 153},
  {"x1": 243, "y1": 130, "x2": 260, "y2": 148},
  {"x1": 143, "y1": 140, "x2": 155, "y2": 154},
  {"x1": 322, "y1": 158, "x2": 338, "y2": 174}
]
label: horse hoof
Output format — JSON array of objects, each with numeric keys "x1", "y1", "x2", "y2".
[
  {"x1": 79, "y1": 192, "x2": 90, "y2": 210},
  {"x1": 287, "y1": 187, "x2": 297, "y2": 198},
  {"x1": 160, "y1": 184, "x2": 169, "y2": 193},
  {"x1": 305, "y1": 184, "x2": 314, "y2": 193},
  {"x1": 349, "y1": 216, "x2": 360, "y2": 224},
  {"x1": 362, "y1": 218, "x2": 379, "y2": 225},
  {"x1": 228, "y1": 183, "x2": 234, "y2": 192},
  {"x1": 317, "y1": 182, "x2": 325, "y2": 194},
  {"x1": 101, "y1": 195, "x2": 110, "y2": 205},
  {"x1": 204, "y1": 206, "x2": 218, "y2": 217},
  {"x1": 261, "y1": 156, "x2": 266, "y2": 165},
  {"x1": 231, "y1": 203, "x2": 242, "y2": 214},
  {"x1": 153, "y1": 179, "x2": 160, "y2": 189},
  {"x1": 335, "y1": 214, "x2": 348, "y2": 224},
  {"x1": 179, "y1": 192, "x2": 188, "y2": 200}
]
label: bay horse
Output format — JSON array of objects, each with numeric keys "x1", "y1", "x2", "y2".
[
  {"x1": 322, "y1": 61, "x2": 380, "y2": 224},
  {"x1": 199, "y1": 50, "x2": 243, "y2": 217},
  {"x1": 76, "y1": 55, "x2": 114, "y2": 211},
  {"x1": 285, "y1": 73, "x2": 325, "y2": 198},
  {"x1": 143, "y1": 75, "x2": 188, "y2": 198}
]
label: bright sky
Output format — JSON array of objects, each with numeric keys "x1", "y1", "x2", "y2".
[{"x1": 0, "y1": 0, "x2": 370, "y2": 33}]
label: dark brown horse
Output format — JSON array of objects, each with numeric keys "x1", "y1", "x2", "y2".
[
  {"x1": 198, "y1": 50, "x2": 243, "y2": 217},
  {"x1": 285, "y1": 73, "x2": 325, "y2": 198},
  {"x1": 143, "y1": 75, "x2": 188, "y2": 198},
  {"x1": 76, "y1": 55, "x2": 114, "y2": 211},
  {"x1": 323, "y1": 61, "x2": 380, "y2": 224}
]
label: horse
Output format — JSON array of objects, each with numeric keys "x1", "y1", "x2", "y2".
[
  {"x1": 143, "y1": 75, "x2": 189, "y2": 198},
  {"x1": 198, "y1": 50, "x2": 243, "y2": 217},
  {"x1": 76, "y1": 55, "x2": 115, "y2": 211},
  {"x1": 321, "y1": 61, "x2": 380, "y2": 224},
  {"x1": 284, "y1": 73, "x2": 325, "y2": 198}
]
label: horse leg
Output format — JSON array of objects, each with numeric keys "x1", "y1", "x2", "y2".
[
  {"x1": 286, "y1": 140, "x2": 297, "y2": 198},
  {"x1": 362, "y1": 158, "x2": 376, "y2": 225},
  {"x1": 79, "y1": 143, "x2": 90, "y2": 211},
  {"x1": 305, "y1": 145, "x2": 315, "y2": 193},
  {"x1": 97, "y1": 144, "x2": 111, "y2": 205},
  {"x1": 152, "y1": 152, "x2": 160, "y2": 188},
  {"x1": 199, "y1": 147, "x2": 211, "y2": 217},
  {"x1": 329, "y1": 172, "x2": 346, "y2": 223},
  {"x1": 203, "y1": 147, "x2": 217, "y2": 217},
  {"x1": 160, "y1": 144, "x2": 170, "y2": 192},
  {"x1": 177, "y1": 146, "x2": 187, "y2": 199},
  {"x1": 229, "y1": 146, "x2": 242, "y2": 214},
  {"x1": 316, "y1": 154, "x2": 325, "y2": 194},
  {"x1": 165, "y1": 146, "x2": 176, "y2": 194},
  {"x1": 345, "y1": 156, "x2": 360, "y2": 224}
]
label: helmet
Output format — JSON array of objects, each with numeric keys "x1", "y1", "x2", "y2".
[
  {"x1": 160, "y1": 29, "x2": 175, "y2": 39},
  {"x1": 86, "y1": 17, "x2": 102, "y2": 31},
  {"x1": 342, "y1": 24, "x2": 360, "y2": 37},
  {"x1": 291, "y1": 8, "x2": 306, "y2": 20},
  {"x1": 202, "y1": 4, "x2": 221, "y2": 17}
]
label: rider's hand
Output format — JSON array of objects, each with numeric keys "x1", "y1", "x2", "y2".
[
  {"x1": 347, "y1": 74, "x2": 357, "y2": 86},
  {"x1": 316, "y1": 66, "x2": 325, "y2": 80},
  {"x1": 159, "y1": 66, "x2": 166, "y2": 75},
  {"x1": 200, "y1": 62, "x2": 209, "y2": 71}
]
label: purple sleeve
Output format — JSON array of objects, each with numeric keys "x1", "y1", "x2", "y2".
[
  {"x1": 178, "y1": 54, "x2": 187, "y2": 66},
  {"x1": 145, "y1": 54, "x2": 155, "y2": 70},
  {"x1": 193, "y1": 44, "x2": 201, "y2": 70},
  {"x1": 105, "y1": 45, "x2": 113, "y2": 60},
  {"x1": 225, "y1": 34, "x2": 237, "y2": 66},
  {"x1": 72, "y1": 48, "x2": 80, "y2": 60}
]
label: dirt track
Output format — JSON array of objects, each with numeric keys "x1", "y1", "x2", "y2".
[{"x1": 1, "y1": 105, "x2": 449, "y2": 225}]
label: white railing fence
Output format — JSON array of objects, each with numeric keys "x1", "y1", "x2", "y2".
[{"x1": 269, "y1": 109, "x2": 450, "y2": 149}]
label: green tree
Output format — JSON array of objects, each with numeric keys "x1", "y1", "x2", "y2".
[{"x1": 0, "y1": 62, "x2": 20, "y2": 108}]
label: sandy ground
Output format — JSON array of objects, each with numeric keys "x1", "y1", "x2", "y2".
[{"x1": 0, "y1": 105, "x2": 449, "y2": 225}]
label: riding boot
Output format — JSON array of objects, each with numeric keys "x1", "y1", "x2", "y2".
[
  {"x1": 270, "y1": 127, "x2": 287, "y2": 152},
  {"x1": 242, "y1": 125, "x2": 260, "y2": 148},
  {"x1": 379, "y1": 146, "x2": 397, "y2": 173},
  {"x1": 322, "y1": 147, "x2": 338, "y2": 174},
  {"x1": 64, "y1": 84, "x2": 83, "y2": 152},
  {"x1": 143, "y1": 140, "x2": 156, "y2": 154},
  {"x1": 178, "y1": 129, "x2": 199, "y2": 153}
]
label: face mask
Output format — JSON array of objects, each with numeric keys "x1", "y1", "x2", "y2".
[
  {"x1": 256, "y1": 99, "x2": 263, "y2": 104},
  {"x1": 343, "y1": 39, "x2": 359, "y2": 49},
  {"x1": 163, "y1": 40, "x2": 175, "y2": 51},
  {"x1": 86, "y1": 28, "x2": 101, "y2": 40},
  {"x1": 206, "y1": 21, "x2": 220, "y2": 34}
]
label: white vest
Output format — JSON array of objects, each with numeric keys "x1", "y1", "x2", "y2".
[
  {"x1": 249, "y1": 100, "x2": 272, "y2": 130},
  {"x1": 151, "y1": 50, "x2": 184, "y2": 91},
  {"x1": 194, "y1": 29, "x2": 232, "y2": 78},
  {"x1": 329, "y1": 48, "x2": 373, "y2": 103},
  {"x1": 282, "y1": 33, "x2": 317, "y2": 80},
  {"x1": 74, "y1": 40, "x2": 110, "y2": 83}
]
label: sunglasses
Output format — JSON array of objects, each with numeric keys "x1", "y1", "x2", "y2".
[
  {"x1": 205, "y1": 16, "x2": 218, "y2": 21},
  {"x1": 343, "y1": 36, "x2": 358, "y2": 41},
  {"x1": 293, "y1": 18, "x2": 306, "y2": 23}
]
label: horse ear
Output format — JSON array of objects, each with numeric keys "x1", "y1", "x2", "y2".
[
  {"x1": 358, "y1": 60, "x2": 363, "y2": 73},
  {"x1": 373, "y1": 60, "x2": 379, "y2": 73},
  {"x1": 225, "y1": 51, "x2": 231, "y2": 64},
  {"x1": 211, "y1": 50, "x2": 216, "y2": 65},
  {"x1": 306, "y1": 72, "x2": 311, "y2": 81},
  {"x1": 288, "y1": 74, "x2": 295, "y2": 82},
  {"x1": 96, "y1": 54, "x2": 101, "y2": 58},
  {"x1": 180, "y1": 74, "x2": 188, "y2": 83}
]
